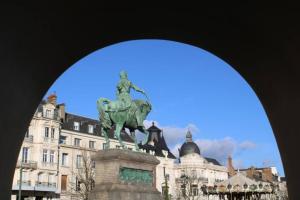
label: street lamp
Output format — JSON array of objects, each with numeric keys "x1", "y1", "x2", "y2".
[
  {"x1": 243, "y1": 183, "x2": 248, "y2": 200},
  {"x1": 163, "y1": 164, "x2": 169, "y2": 200},
  {"x1": 227, "y1": 184, "x2": 232, "y2": 200},
  {"x1": 18, "y1": 161, "x2": 23, "y2": 200}
]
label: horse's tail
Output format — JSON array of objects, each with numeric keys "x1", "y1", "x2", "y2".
[{"x1": 97, "y1": 98, "x2": 112, "y2": 129}]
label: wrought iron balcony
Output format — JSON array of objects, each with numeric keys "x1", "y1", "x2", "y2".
[
  {"x1": 36, "y1": 181, "x2": 56, "y2": 188},
  {"x1": 16, "y1": 160, "x2": 37, "y2": 169},
  {"x1": 42, "y1": 111, "x2": 59, "y2": 120},
  {"x1": 17, "y1": 180, "x2": 31, "y2": 186},
  {"x1": 35, "y1": 181, "x2": 57, "y2": 192},
  {"x1": 40, "y1": 162, "x2": 57, "y2": 169}
]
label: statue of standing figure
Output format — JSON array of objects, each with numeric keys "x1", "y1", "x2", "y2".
[{"x1": 97, "y1": 70, "x2": 151, "y2": 150}]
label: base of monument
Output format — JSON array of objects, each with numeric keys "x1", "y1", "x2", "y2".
[
  {"x1": 89, "y1": 149, "x2": 162, "y2": 200},
  {"x1": 89, "y1": 184, "x2": 162, "y2": 200}
]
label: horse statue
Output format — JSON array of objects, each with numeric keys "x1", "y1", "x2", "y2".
[
  {"x1": 97, "y1": 97, "x2": 151, "y2": 151},
  {"x1": 96, "y1": 70, "x2": 152, "y2": 151}
]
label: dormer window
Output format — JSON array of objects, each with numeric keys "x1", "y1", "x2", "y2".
[
  {"x1": 74, "y1": 122, "x2": 80, "y2": 131},
  {"x1": 88, "y1": 125, "x2": 94, "y2": 134}
]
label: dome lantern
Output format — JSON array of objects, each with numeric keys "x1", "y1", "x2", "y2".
[{"x1": 179, "y1": 130, "x2": 201, "y2": 157}]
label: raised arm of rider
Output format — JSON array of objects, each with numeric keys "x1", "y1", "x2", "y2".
[{"x1": 131, "y1": 82, "x2": 144, "y2": 93}]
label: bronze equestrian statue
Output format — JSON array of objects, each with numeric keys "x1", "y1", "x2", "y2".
[{"x1": 97, "y1": 71, "x2": 151, "y2": 150}]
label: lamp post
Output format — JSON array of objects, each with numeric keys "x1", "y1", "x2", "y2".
[
  {"x1": 163, "y1": 164, "x2": 169, "y2": 200},
  {"x1": 243, "y1": 183, "x2": 248, "y2": 200},
  {"x1": 227, "y1": 184, "x2": 232, "y2": 200},
  {"x1": 18, "y1": 161, "x2": 23, "y2": 200}
]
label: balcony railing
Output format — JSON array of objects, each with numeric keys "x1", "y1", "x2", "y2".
[
  {"x1": 42, "y1": 112, "x2": 59, "y2": 120},
  {"x1": 43, "y1": 137, "x2": 58, "y2": 143},
  {"x1": 17, "y1": 180, "x2": 31, "y2": 186},
  {"x1": 36, "y1": 181, "x2": 57, "y2": 188},
  {"x1": 35, "y1": 182, "x2": 57, "y2": 192},
  {"x1": 24, "y1": 135, "x2": 33, "y2": 143},
  {"x1": 41, "y1": 162, "x2": 57, "y2": 168},
  {"x1": 16, "y1": 161, "x2": 37, "y2": 170},
  {"x1": 199, "y1": 177, "x2": 209, "y2": 182}
]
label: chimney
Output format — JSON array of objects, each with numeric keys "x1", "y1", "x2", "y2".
[
  {"x1": 58, "y1": 103, "x2": 66, "y2": 122},
  {"x1": 47, "y1": 93, "x2": 57, "y2": 105},
  {"x1": 262, "y1": 168, "x2": 273, "y2": 182},
  {"x1": 246, "y1": 166, "x2": 255, "y2": 179},
  {"x1": 227, "y1": 155, "x2": 236, "y2": 177}
]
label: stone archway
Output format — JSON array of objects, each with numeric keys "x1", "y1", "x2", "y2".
[{"x1": 1, "y1": 3, "x2": 300, "y2": 200}]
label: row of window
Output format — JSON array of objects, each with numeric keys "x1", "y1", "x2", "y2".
[
  {"x1": 22, "y1": 142, "x2": 129, "y2": 165},
  {"x1": 181, "y1": 169, "x2": 222, "y2": 177},
  {"x1": 61, "y1": 153, "x2": 82, "y2": 168},
  {"x1": 19, "y1": 171, "x2": 56, "y2": 184},
  {"x1": 61, "y1": 153, "x2": 95, "y2": 169},
  {"x1": 22, "y1": 147, "x2": 56, "y2": 164},
  {"x1": 44, "y1": 127, "x2": 56, "y2": 139},
  {"x1": 73, "y1": 121, "x2": 95, "y2": 134},
  {"x1": 60, "y1": 136, "x2": 96, "y2": 149},
  {"x1": 42, "y1": 149, "x2": 55, "y2": 163}
]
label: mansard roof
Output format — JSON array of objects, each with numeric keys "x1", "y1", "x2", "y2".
[
  {"x1": 62, "y1": 112, "x2": 134, "y2": 143},
  {"x1": 205, "y1": 157, "x2": 222, "y2": 166}
]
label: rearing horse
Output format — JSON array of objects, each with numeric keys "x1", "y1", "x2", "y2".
[{"x1": 97, "y1": 98, "x2": 151, "y2": 151}]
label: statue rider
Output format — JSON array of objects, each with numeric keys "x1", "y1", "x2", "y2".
[{"x1": 115, "y1": 70, "x2": 146, "y2": 127}]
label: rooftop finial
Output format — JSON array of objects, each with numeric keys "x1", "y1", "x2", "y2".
[
  {"x1": 186, "y1": 129, "x2": 192, "y2": 142},
  {"x1": 152, "y1": 121, "x2": 155, "y2": 126}
]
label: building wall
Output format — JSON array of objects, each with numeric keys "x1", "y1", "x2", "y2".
[
  {"x1": 11, "y1": 98, "x2": 229, "y2": 200},
  {"x1": 11, "y1": 101, "x2": 61, "y2": 200},
  {"x1": 58, "y1": 129, "x2": 135, "y2": 200},
  {"x1": 173, "y1": 153, "x2": 228, "y2": 199}
]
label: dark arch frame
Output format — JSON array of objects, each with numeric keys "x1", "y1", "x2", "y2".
[{"x1": 1, "y1": 3, "x2": 300, "y2": 200}]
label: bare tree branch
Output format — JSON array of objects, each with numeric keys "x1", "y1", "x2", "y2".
[{"x1": 68, "y1": 149, "x2": 95, "y2": 200}]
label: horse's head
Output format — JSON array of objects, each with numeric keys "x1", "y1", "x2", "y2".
[{"x1": 141, "y1": 101, "x2": 152, "y2": 116}]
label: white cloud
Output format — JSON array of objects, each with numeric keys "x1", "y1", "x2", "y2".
[
  {"x1": 170, "y1": 143, "x2": 182, "y2": 158},
  {"x1": 194, "y1": 137, "x2": 236, "y2": 165},
  {"x1": 137, "y1": 120, "x2": 257, "y2": 167},
  {"x1": 239, "y1": 140, "x2": 256, "y2": 150},
  {"x1": 262, "y1": 159, "x2": 275, "y2": 167},
  {"x1": 232, "y1": 159, "x2": 245, "y2": 169}
]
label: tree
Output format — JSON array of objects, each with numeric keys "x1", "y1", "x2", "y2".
[{"x1": 70, "y1": 149, "x2": 95, "y2": 200}]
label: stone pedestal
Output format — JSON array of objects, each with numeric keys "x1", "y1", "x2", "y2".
[{"x1": 89, "y1": 149, "x2": 162, "y2": 200}]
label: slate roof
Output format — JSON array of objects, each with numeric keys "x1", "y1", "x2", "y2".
[
  {"x1": 62, "y1": 112, "x2": 134, "y2": 143},
  {"x1": 179, "y1": 141, "x2": 201, "y2": 157},
  {"x1": 205, "y1": 157, "x2": 222, "y2": 166},
  {"x1": 138, "y1": 122, "x2": 176, "y2": 159}
]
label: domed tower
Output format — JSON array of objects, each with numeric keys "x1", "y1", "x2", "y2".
[{"x1": 178, "y1": 129, "x2": 201, "y2": 157}]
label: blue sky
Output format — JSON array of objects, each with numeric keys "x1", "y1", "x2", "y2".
[{"x1": 44, "y1": 39, "x2": 284, "y2": 176}]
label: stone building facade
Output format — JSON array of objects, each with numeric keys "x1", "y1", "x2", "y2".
[
  {"x1": 11, "y1": 94, "x2": 136, "y2": 200},
  {"x1": 12, "y1": 94, "x2": 285, "y2": 200},
  {"x1": 139, "y1": 124, "x2": 228, "y2": 200}
]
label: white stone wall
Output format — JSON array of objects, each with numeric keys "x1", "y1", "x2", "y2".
[
  {"x1": 12, "y1": 101, "x2": 61, "y2": 200},
  {"x1": 11, "y1": 101, "x2": 229, "y2": 200},
  {"x1": 58, "y1": 129, "x2": 136, "y2": 200}
]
